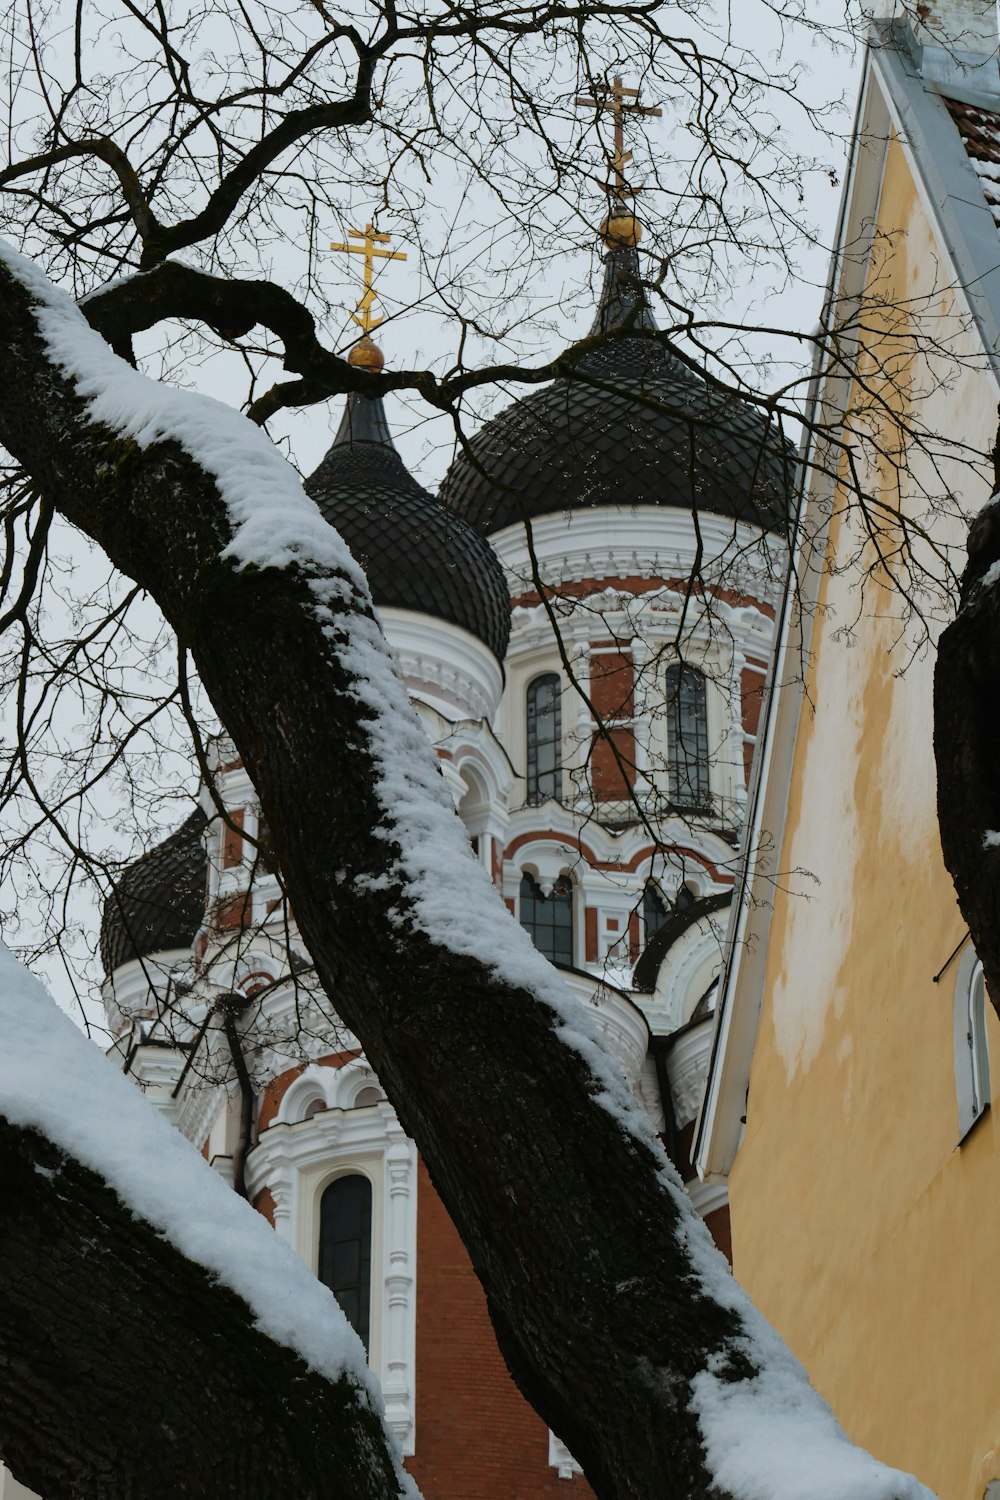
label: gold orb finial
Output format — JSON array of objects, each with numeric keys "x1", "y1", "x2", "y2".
[
  {"x1": 348, "y1": 334, "x2": 385, "y2": 372},
  {"x1": 600, "y1": 211, "x2": 643, "y2": 248}
]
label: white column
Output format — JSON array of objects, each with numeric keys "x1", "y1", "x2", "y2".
[{"x1": 381, "y1": 1133, "x2": 417, "y2": 1454}]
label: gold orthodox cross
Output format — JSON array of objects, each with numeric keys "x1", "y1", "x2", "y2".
[
  {"x1": 574, "y1": 76, "x2": 662, "y2": 197},
  {"x1": 329, "y1": 223, "x2": 407, "y2": 333}
]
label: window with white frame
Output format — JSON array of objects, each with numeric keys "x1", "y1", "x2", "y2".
[
  {"x1": 244, "y1": 1062, "x2": 417, "y2": 1453},
  {"x1": 664, "y1": 664, "x2": 710, "y2": 810},
  {"x1": 319, "y1": 1172, "x2": 373, "y2": 1351},
  {"x1": 519, "y1": 871, "x2": 574, "y2": 966},
  {"x1": 526, "y1": 673, "x2": 563, "y2": 805},
  {"x1": 954, "y1": 947, "x2": 991, "y2": 1142}
]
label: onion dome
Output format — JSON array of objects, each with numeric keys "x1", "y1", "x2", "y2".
[
  {"x1": 100, "y1": 808, "x2": 208, "y2": 975},
  {"x1": 304, "y1": 349, "x2": 510, "y2": 662},
  {"x1": 438, "y1": 245, "x2": 791, "y2": 537}
]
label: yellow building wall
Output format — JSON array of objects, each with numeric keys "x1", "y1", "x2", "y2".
[{"x1": 729, "y1": 134, "x2": 1000, "y2": 1500}]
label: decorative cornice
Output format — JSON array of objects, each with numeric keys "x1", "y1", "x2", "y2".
[
  {"x1": 381, "y1": 608, "x2": 504, "y2": 722},
  {"x1": 491, "y1": 508, "x2": 787, "y2": 608}
]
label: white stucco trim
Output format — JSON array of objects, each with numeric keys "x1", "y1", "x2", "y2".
[
  {"x1": 381, "y1": 609, "x2": 504, "y2": 723},
  {"x1": 686, "y1": 1176, "x2": 729, "y2": 1220},
  {"x1": 246, "y1": 1075, "x2": 418, "y2": 1454},
  {"x1": 490, "y1": 508, "x2": 786, "y2": 609},
  {"x1": 548, "y1": 1432, "x2": 583, "y2": 1480}
]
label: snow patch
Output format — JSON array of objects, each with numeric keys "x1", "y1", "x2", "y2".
[
  {"x1": 691, "y1": 1346, "x2": 932, "y2": 1500},
  {"x1": 983, "y1": 829, "x2": 1000, "y2": 848}
]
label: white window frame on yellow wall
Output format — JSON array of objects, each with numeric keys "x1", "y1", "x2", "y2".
[{"x1": 954, "y1": 946, "x2": 991, "y2": 1144}]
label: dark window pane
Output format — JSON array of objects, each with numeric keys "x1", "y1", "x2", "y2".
[
  {"x1": 643, "y1": 882, "x2": 669, "y2": 938},
  {"x1": 665, "y1": 665, "x2": 709, "y2": 809},
  {"x1": 519, "y1": 872, "x2": 573, "y2": 966},
  {"x1": 674, "y1": 882, "x2": 696, "y2": 913},
  {"x1": 319, "y1": 1174, "x2": 372, "y2": 1352},
  {"x1": 333, "y1": 1242, "x2": 360, "y2": 1284},
  {"x1": 527, "y1": 674, "x2": 563, "y2": 805}
]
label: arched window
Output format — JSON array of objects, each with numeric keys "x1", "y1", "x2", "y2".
[
  {"x1": 643, "y1": 881, "x2": 669, "y2": 940},
  {"x1": 354, "y1": 1086, "x2": 383, "y2": 1109},
  {"x1": 664, "y1": 664, "x2": 709, "y2": 810},
  {"x1": 519, "y1": 872, "x2": 573, "y2": 966},
  {"x1": 526, "y1": 674, "x2": 562, "y2": 805},
  {"x1": 955, "y1": 950, "x2": 991, "y2": 1142},
  {"x1": 319, "y1": 1174, "x2": 373, "y2": 1351}
]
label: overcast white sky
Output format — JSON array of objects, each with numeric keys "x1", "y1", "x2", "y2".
[{"x1": 2, "y1": 0, "x2": 869, "y2": 1019}]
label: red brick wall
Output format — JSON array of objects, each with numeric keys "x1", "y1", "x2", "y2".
[
  {"x1": 704, "y1": 1202, "x2": 732, "y2": 1265},
  {"x1": 222, "y1": 807, "x2": 245, "y2": 867},
  {"x1": 589, "y1": 725, "x2": 636, "y2": 799},
  {"x1": 256, "y1": 1050, "x2": 361, "y2": 1131},
  {"x1": 589, "y1": 650, "x2": 634, "y2": 719},
  {"x1": 406, "y1": 1159, "x2": 596, "y2": 1500},
  {"x1": 740, "y1": 664, "x2": 767, "y2": 781},
  {"x1": 253, "y1": 1186, "x2": 277, "y2": 1226},
  {"x1": 589, "y1": 651, "x2": 636, "y2": 800}
]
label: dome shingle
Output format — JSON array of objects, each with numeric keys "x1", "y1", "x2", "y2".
[
  {"x1": 438, "y1": 248, "x2": 793, "y2": 538},
  {"x1": 100, "y1": 809, "x2": 207, "y2": 976},
  {"x1": 305, "y1": 394, "x2": 511, "y2": 662}
]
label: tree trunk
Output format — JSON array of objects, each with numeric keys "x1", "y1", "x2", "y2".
[{"x1": 935, "y1": 522, "x2": 1000, "y2": 1014}]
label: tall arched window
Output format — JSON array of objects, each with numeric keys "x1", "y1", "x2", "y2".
[
  {"x1": 319, "y1": 1174, "x2": 373, "y2": 1351},
  {"x1": 665, "y1": 664, "x2": 709, "y2": 810},
  {"x1": 526, "y1": 674, "x2": 562, "y2": 805},
  {"x1": 519, "y1": 872, "x2": 573, "y2": 966},
  {"x1": 955, "y1": 952, "x2": 991, "y2": 1142}
]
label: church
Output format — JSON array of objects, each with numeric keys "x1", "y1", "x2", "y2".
[{"x1": 2, "y1": 101, "x2": 789, "y2": 1500}]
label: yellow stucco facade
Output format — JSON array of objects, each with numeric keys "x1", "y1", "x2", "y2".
[{"x1": 727, "y1": 131, "x2": 1000, "y2": 1500}]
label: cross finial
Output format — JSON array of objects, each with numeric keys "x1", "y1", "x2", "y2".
[
  {"x1": 329, "y1": 223, "x2": 407, "y2": 336},
  {"x1": 574, "y1": 75, "x2": 662, "y2": 199}
]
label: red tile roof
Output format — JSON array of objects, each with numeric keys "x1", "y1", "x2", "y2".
[{"x1": 943, "y1": 95, "x2": 1000, "y2": 229}]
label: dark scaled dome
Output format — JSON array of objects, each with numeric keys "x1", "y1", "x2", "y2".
[
  {"x1": 305, "y1": 391, "x2": 511, "y2": 662},
  {"x1": 100, "y1": 809, "x2": 208, "y2": 976},
  {"x1": 438, "y1": 247, "x2": 792, "y2": 537}
]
